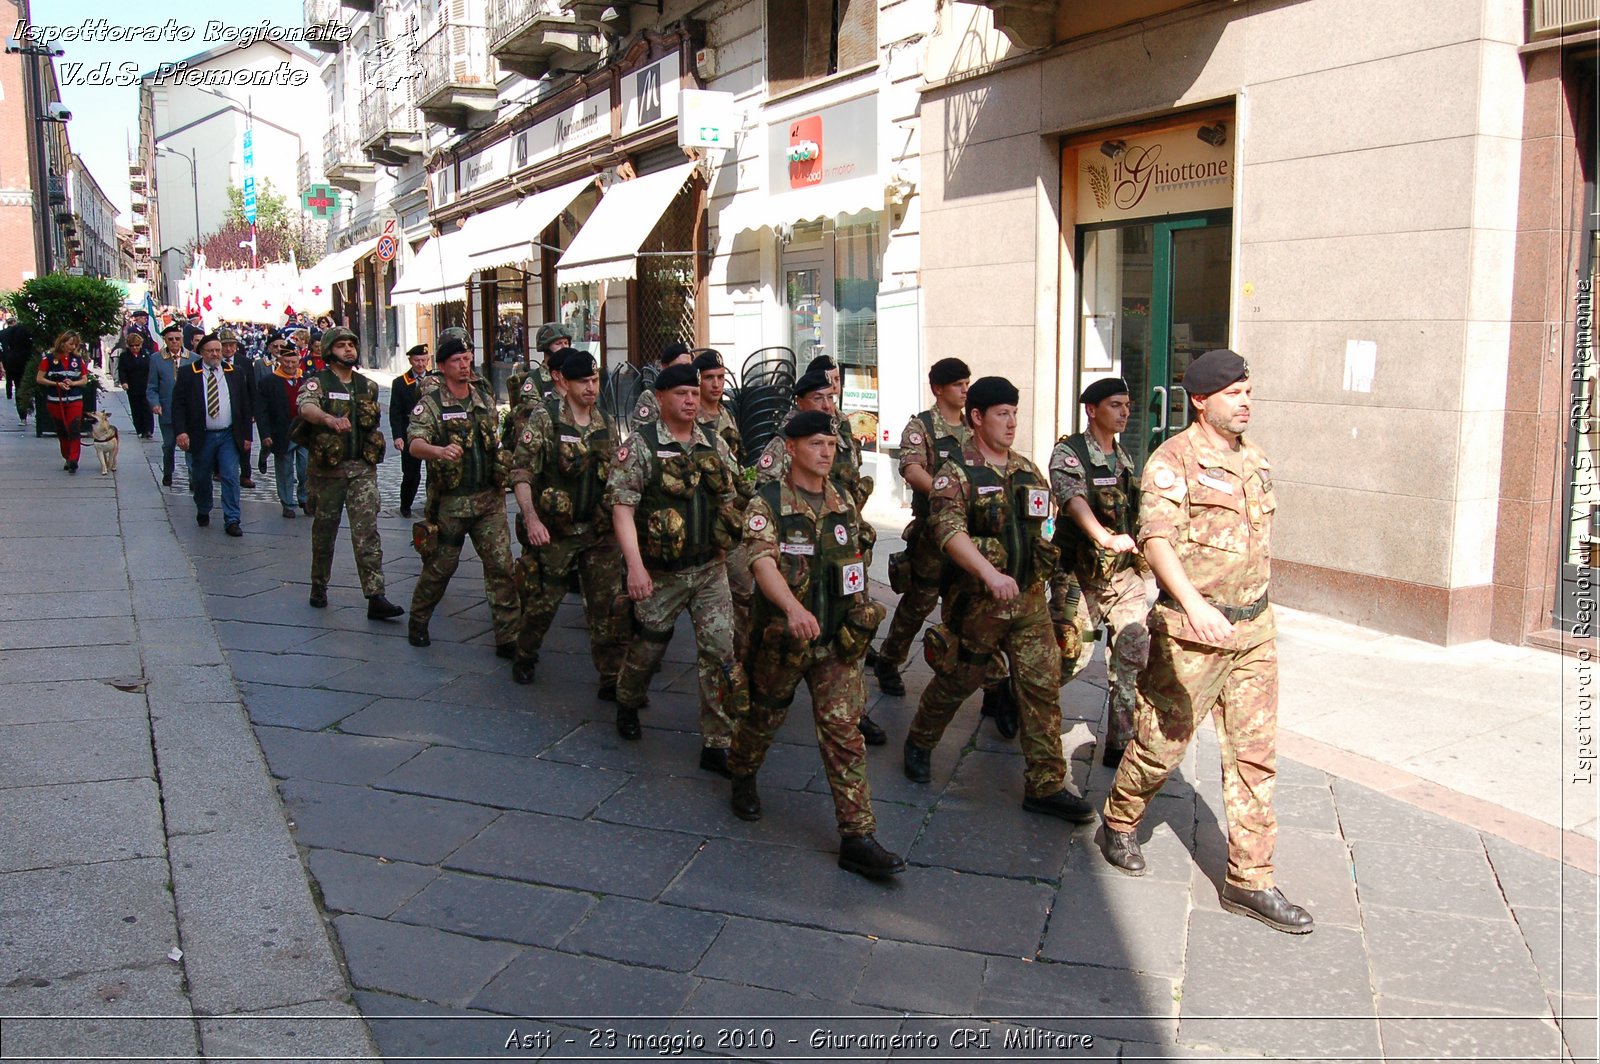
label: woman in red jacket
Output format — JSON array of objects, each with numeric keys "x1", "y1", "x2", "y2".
[{"x1": 36, "y1": 331, "x2": 90, "y2": 473}]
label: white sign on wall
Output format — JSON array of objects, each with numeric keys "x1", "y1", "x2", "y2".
[
  {"x1": 515, "y1": 93, "x2": 610, "y2": 173},
  {"x1": 620, "y1": 53, "x2": 681, "y2": 138},
  {"x1": 1077, "y1": 124, "x2": 1234, "y2": 224},
  {"x1": 679, "y1": 89, "x2": 737, "y2": 149}
]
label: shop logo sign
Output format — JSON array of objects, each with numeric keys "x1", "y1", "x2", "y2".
[
  {"x1": 636, "y1": 65, "x2": 662, "y2": 125},
  {"x1": 788, "y1": 116, "x2": 823, "y2": 189},
  {"x1": 1084, "y1": 142, "x2": 1231, "y2": 214}
]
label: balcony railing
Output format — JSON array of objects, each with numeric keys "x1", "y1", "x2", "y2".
[
  {"x1": 297, "y1": 151, "x2": 312, "y2": 193},
  {"x1": 488, "y1": 0, "x2": 611, "y2": 78},
  {"x1": 414, "y1": 20, "x2": 499, "y2": 128},
  {"x1": 1530, "y1": 0, "x2": 1598, "y2": 34},
  {"x1": 322, "y1": 125, "x2": 375, "y2": 190},
  {"x1": 304, "y1": 0, "x2": 345, "y2": 51}
]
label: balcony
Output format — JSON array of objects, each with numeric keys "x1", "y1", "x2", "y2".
[
  {"x1": 414, "y1": 20, "x2": 499, "y2": 130},
  {"x1": 323, "y1": 126, "x2": 376, "y2": 192},
  {"x1": 129, "y1": 170, "x2": 146, "y2": 192},
  {"x1": 489, "y1": 0, "x2": 616, "y2": 79},
  {"x1": 359, "y1": 86, "x2": 424, "y2": 165},
  {"x1": 341, "y1": 0, "x2": 374, "y2": 9},
  {"x1": 297, "y1": 151, "x2": 313, "y2": 193},
  {"x1": 304, "y1": 0, "x2": 344, "y2": 52},
  {"x1": 47, "y1": 175, "x2": 66, "y2": 206},
  {"x1": 132, "y1": 216, "x2": 150, "y2": 234},
  {"x1": 1530, "y1": 0, "x2": 1598, "y2": 35}
]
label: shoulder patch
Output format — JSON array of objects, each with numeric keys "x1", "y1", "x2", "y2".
[
  {"x1": 833, "y1": 524, "x2": 849, "y2": 545},
  {"x1": 1153, "y1": 467, "x2": 1177, "y2": 490},
  {"x1": 907, "y1": 431, "x2": 923, "y2": 446},
  {"x1": 758, "y1": 452, "x2": 775, "y2": 469},
  {"x1": 521, "y1": 380, "x2": 535, "y2": 394},
  {"x1": 747, "y1": 512, "x2": 769, "y2": 532},
  {"x1": 303, "y1": 379, "x2": 319, "y2": 392},
  {"x1": 412, "y1": 403, "x2": 424, "y2": 417},
  {"x1": 1063, "y1": 453, "x2": 1080, "y2": 468},
  {"x1": 933, "y1": 475, "x2": 950, "y2": 490},
  {"x1": 616, "y1": 445, "x2": 629, "y2": 462},
  {"x1": 636, "y1": 403, "x2": 652, "y2": 420},
  {"x1": 521, "y1": 429, "x2": 533, "y2": 445}
]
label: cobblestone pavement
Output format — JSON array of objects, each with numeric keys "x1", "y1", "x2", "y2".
[{"x1": 7, "y1": 385, "x2": 1597, "y2": 1062}]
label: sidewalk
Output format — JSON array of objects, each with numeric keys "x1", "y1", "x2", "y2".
[{"x1": 1, "y1": 383, "x2": 1595, "y2": 1062}]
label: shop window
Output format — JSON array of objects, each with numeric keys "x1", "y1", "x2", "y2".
[
  {"x1": 834, "y1": 213, "x2": 880, "y2": 449},
  {"x1": 550, "y1": 188, "x2": 603, "y2": 359},
  {"x1": 767, "y1": 0, "x2": 876, "y2": 96}
]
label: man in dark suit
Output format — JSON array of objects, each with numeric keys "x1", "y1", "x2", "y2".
[
  {"x1": 389, "y1": 343, "x2": 431, "y2": 516},
  {"x1": 171, "y1": 332, "x2": 255, "y2": 536}
]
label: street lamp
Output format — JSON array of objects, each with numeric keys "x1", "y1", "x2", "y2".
[{"x1": 155, "y1": 145, "x2": 200, "y2": 266}]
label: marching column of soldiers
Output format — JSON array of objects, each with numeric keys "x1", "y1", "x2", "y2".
[{"x1": 309, "y1": 328, "x2": 1311, "y2": 929}]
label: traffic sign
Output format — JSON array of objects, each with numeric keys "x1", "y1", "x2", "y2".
[{"x1": 376, "y1": 234, "x2": 398, "y2": 262}]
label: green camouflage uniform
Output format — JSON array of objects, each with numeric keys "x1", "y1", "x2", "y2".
[
  {"x1": 509, "y1": 396, "x2": 627, "y2": 682},
  {"x1": 299, "y1": 371, "x2": 389, "y2": 598},
  {"x1": 1103, "y1": 422, "x2": 1280, "y2": 891},
  {"x1": 754, "y1": 409, "x2": 874, "y2": 512},
  {"x1": 879, "y1": 409, "x2": 970, "y2": 668},
  {"x1": 907, "y1": 444, "x2": 1068, "y2": 799},
  {"x1": 730, "y1": 479, "x2": 884, "y2": 838},
  {"x1": 606, "y1": 420, "x2": 746, "y2": 748},
  {"x1": 1048, "y1": 432, "x2": 1149, "y2": 750},
  {"x1": 406, "y1": 380, "x2": 520, "y2": 643},
  {"x1": 700, "y1": 403, "x2": 756, "y2": 656},
  {"x1": 633, "y1": 388, "x2": 660, "y2": 427}
]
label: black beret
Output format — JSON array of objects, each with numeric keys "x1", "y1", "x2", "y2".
[
  {"x1": 197, "y1": 331, "x2": 223, "y2": 350},
  {"x1": 654, "y1": 363, "x2": 699, "y2": 391},
  {"x1": 546, "y1": 347, "x2": 571, "y2": 375},
  {"x1": 561, "y1": 351, "x2": 597, "y2": 380},
  {"x1": 659, "y1": 341, "x2": 691, "y2": 366},
  {"x1": 928, "y1": 358, "x2": 970, "y2": 388},
  {"x1": 966, "y1": 376, "x2": 1019, "y2": 412},
  {"x1": 437, "y1": 337, "x2": 471, "y2": 361},
  {"x1": 1079, "y1": 377, "x2": 1130, "y2": 406},
  {"x1": 404, "y1": 344, "x2": 428, "y2": 359},
  {"x1": 784, "y1": 410, "x2": 835, "y2": 439},
  {"x1": 805, "y1": 354, "x2": 837, "y2": 374},
  {"x1": 1182, "y1": 349, "x2": 1249, "y2": 395},
  {"x1": 161, "y1": 323, "x2": 183, "y2": 336},
  {"x1": 793, "y1": 368, "x2": 832, "y2": 396},
  {"x1": 691, "y1": 349, "x2": 725, "y2": 372},
  {"x1": 131, "y1": 309, "x2": 149, "y2": 317}
]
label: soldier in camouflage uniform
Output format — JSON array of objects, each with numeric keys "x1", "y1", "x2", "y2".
[
  {"x1": 606, "y1": 363, "x2": 747, "y2": 775},
  {"x1": 728, "y1": 410, "x2": 904, "y2": 880},
  {"x1": 902, "y1": 377, "x2": 1095, "y2": 825},
  {"x1": 508, "y1": 351, "x2": 628, "y2": 694},
  {"x1": 404, "y1": 336, "x2": 520, "y2": 652},
  {"x1": 297, "y1": 328, "x2": 405, "y2": 620},
  {"x1": 694, "y1": 350, "x2": 757, "y2": 656},
  {"x1": 1099, "y1": 350, "x2": 1311, "y2": 935},
  {"x1": 1049, "y1": 377, "x2": 1150, "y2": 767},
  {"x1": 630, "y1": 341, "x2": 694, "y2": 427},
  {"x1": 512, "y1": 323, "x2": 572, "y2": 403}
]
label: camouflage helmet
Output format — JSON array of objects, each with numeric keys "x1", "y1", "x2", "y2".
[
  {"x1": 535, "y1": 322, "x2": 573, "y2": 353},
  {"x1": 321, "y1": 327, "x2": 359, "y2": 359},
  {"x1": 438, "y1": 326, "x2": 473, "y2": 351}
]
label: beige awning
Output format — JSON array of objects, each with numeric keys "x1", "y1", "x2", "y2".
[
  {"x1": 714, "y1": 175, "x2": 884, "y2": 238},
  {"x1": 556, "y1": 161, "x2": 697, "y2": 288},
  {"x1": 463, "y1": 175, "x2": 595, "y2": 274},
  {"x1": 391, "y1": 231, "x2": 470, "y2": 306},
  {"x1": 303, "y1": 236, "x2": 379, "y2": 296}
]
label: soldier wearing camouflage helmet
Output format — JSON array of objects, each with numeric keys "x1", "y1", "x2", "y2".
[
  {"x1": 296, "y1": 327, "x2": 405, "y2": 620},
  {"x1": 606, "y1": 362, "x2": 747, "y2": 775},
  {"x1": 507, "y1": 350, "x2": 628, "y2": 694},
  {"x1": 512, "y1": 322, "x2": 572, "y2": 403},
  {"x1": 405, "y1": 335, "x2": 520, "y2": 654},
  {"x1": 902, "y1": 377, "x2": 1094, "y2": 827},
  {"x1": 729, "y1": 409, "x2": 903, "y2": 880},
  {"x1": 1099, "y1": 349, "x2": 1312, "y2": 935}
]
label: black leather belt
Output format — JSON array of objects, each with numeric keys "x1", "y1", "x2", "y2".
[{"x1": 1158, "y1": 590, "x2": 1270, "y2": 623}]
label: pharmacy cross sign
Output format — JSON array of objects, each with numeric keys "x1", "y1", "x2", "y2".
[{"x1": 302, "y1": 184, "x2": 341, "y2": 218}]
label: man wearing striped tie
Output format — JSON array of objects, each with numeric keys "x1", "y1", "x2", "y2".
[{"x1": 171, "y1": 332, "x2": 255, "y2": 536}]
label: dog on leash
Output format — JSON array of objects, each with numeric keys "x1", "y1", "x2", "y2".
[{"x1": 89, "y1": 410, "x2": 119, "y2": 476}]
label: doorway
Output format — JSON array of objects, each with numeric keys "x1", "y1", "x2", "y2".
[{"x1": 1075, "y1": 211, "x2": 1232, "y2": 471}]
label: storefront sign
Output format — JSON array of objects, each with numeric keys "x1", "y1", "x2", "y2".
[
  {"x1": 1077, "y1": 124, "x2": 1233, "y2": 224},
  {"x1": 459, "y1": 138, "x2": 513, "y2": 198},
  {"x1": 679, "y1": 88, "x2": 736, "y2": 149},
  {"x1": 620, "y1": 53, "x2": 680, "y2": 138},
  {"x1": 767, "y1": 94, "x2": 877, "y2": 192},
  {"x1": 515, "y1": 92, "x2": 610, "y2": 175},
  {"x1": 842, "y1": 386, "x2": 879, "y2": 410}
]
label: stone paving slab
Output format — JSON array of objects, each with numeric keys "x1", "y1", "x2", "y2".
[
  {"x1": 1375, "y1": 995, "x2": 1569, "y2": 1062},
  {"x1": 280, "y1": 778, "x2": 502, "y2": 864},
  {"x1": 339, "y1": 695, "x2": 581, "y2": 752},
  {"x1": 0, "y1": 718, "x2": 153, "y2": 787},
  {"x1": 0, "y1": 779, "x2": 166, "y2": 872},
  {"x1": 305, "y1": 848, "x2": 441, "y2": 920},
  {"x1": 695, "y1": 916, "x2": 873, "y2": 1000},
  {"x1": 390, "y1": 870, "x2": 598, "y2": 948},
  {"x1": 446, "y1": 810, "x2": 703, "y2": 899},
  {"x1": 239, "y1": 682, "x2": 377, "y2": 731},
  {"x1": 852, "y1": 937, "x2": 988, "y2": 1016},
  {"x1": 559, "y1": 896, "x2": 726, "y2": 972},
  {"x1": 257, "y1": 725, "x2": 426, "y2": 787},
  {"x1": 335, "y1": 913, "x2": 523, "y2": 1008},
  {"x1": 978, "y1": 953, "x2": 1179, "y2": 1044},
  {"x1": 0, "y1": 858, "x2": 178, "y2": 983},
  {"x1": 470, "y1": 945, "x2": 700, "y2": 1019},
  {"x1": 0, "y1": 962, "x2": 199, "y2": 1061},
  {"x1": 377, "y1": 743, "x2": 629, "y2": 817},
  {"x1": 1361, "y1": 904, "x2": 1553, "y2": 1016}
]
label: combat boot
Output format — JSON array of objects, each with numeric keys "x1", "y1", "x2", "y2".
[
  {"x1": 367, "y1": 594, "x2": 405, "y2": 621},
  {"x1": 596, "y1": 679, "x2": 617, "y2": 702},
  {"x1": 495, "y1": 643, "x2": 516, "y2": 660},
  {"x1": 1097, "y1": 824, "x2": 1146, "y2": 876},
  {"x1": 699, "y1": 746, "x2": 731, "y2": 779},
  {"x1": 1101, "y1": 743, "x2": 1127, "y2": 769},
  {"x1": 308, "y1": 585, "x2": 328, "y2": 608},
  {"x1": 616, "y1": 704, "x2": 642, "y2": 740},
  {"x1": 730, "y1": 774, "x2": 761, "y2": 821},
  {"x1": 981, "y1": 682, "x2": 1019, "y2": 739},
  {"x1": 408, "y1": 626, "x2": 430, "y2": 648},
  {"x1": 1023, "y1": 789, "x2": 1096, "y2": 824},
  {"x1": 1220, "y1": 884, "x2": 1314, "y2": 934},
  {"x1": 837, "y1": 835, "x2": 905, "y2": 879},
  {"x1": 874, "y1": 658, "x2": 906, "y2": 696},
  {"x1": 857, "y1": 715, "x2": 887, "y2": 746},
  {"x1": 511, "y1": 658, "x2": 536, "y2": 685},
  {"x1": 903, "y1": 738, "x2": 932, "y2": 783}
]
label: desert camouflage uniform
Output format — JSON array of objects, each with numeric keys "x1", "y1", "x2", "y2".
[
  {"x1": 508, "y1": 396, "x2": 627, "y2": 683},
  {"x1": 606, "y1": 421, "x2": 745, "y2": 748},
  {"x1": 1103, "y1": 422, "x2": 1280, "y2": 890},
  {"x1": 879, "y1": 409, "x2": 970, "y2": 668},
  {"x1": 907, "y1": 444, "x2": 1068, "y2": 799},
  {"x1": 299, "y1": 372, "x2": 389, "y2": 598},
  {"x1": 406, "y1": 380, "x2": 520, "y2": 643},
  {"x1": 1048, "y1": 432, "x2": 1149, "y2": 750},
  {"x1": 730, "y1": 479, "x2": 883, "y2": 837}
]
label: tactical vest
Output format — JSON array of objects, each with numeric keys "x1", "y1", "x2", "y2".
[
  {"x1": 428, "y1": 383, "x2": 500, "y2": 495},
  {"x1": 308, "y1": 369, "x2": 383, "y2": 466},
  {"x1": 965, "y1": 459, "x2": 1051, "y2": 587},
  {"x1": 1051, "y1": 433, "x2": 1139, "y2": 566},
  {"x1": 536, "y1": 398, "x2": 613, "y2": 530},
  {"x1": 750, "y1": 481, "x2": 866, "y2": 645},
  {"x1": 910, "y1": 410, "x2": 965, "y2": 519},
  {"x1": 634, "y1": 420, "x2": 732, "y2": 570}
]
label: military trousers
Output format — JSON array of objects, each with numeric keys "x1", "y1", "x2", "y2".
[
  {"x1": 615, "y1": 558, "x2": 737, "y2": 749},
  {"x1": 909, "y1": 581, "x2": 1067, "y2": 798},
  {"x1": 1078, "y1": 560, "x2": 1150, "y2": 751},
  {"x1": 725, "y1": 542, "x2": 754, "y2": 662},
  {"x1": 514, "y1": 526, "x2": 628, "y2": 684},
  {"x1": 1104, "y1": 627, "x2": 1279, "y2": 890},
  {"x1": 878, "y1": 521, "x2": 944, "y2": 668},
  {"x1": 410, "y1": 492, "x2": 520, "y2": 644},
  {"x1": 308, "y1": 470, "x2": 385, "y2": 598},
  {"x1": 729, "y1": 647, "x2": 875, "y2": 838}
]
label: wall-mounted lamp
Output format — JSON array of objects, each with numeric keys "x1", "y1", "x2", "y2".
[
  {"x1": 1196, "y1": 122, "x2": 1227, "y2": 147},
  {"x1": 1099, "y1": 139, "x2": 1127, "y2": 160}
]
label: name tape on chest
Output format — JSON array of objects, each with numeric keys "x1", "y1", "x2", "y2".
[
  {"x1": 442, "y1": 411, "x2": 469, "y2": 421},
  {"x1": 328, "y1": 392, "x2": 351, "y2": 401},
  {"x1": 1025, "y1": 488, "x2": 1050, "y2": 517},
  {"x1": 1092, "y1": 476, "x2": 1120, "y2": 487},
  {"x1": 655, "y1": 449, "x2": 680, "y2": 459},
  {"x1": 1196, "y1": 472, "x2": 1235, "y2": 494},
  {"x1": 560, "y1": 434, "x2": 582, "y2": 444},
  {"x1": 840, "y1": 561, "x2": 866, "y2": 595},
  {"x1": 977, "y1": 484, "x2": 1004, "y2": 495},
  {"x1": 779, "y1": 542, "x2": 815, "y2": 556}
]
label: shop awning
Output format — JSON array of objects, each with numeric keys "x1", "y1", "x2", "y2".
[
  {"x1": 556, "y1": 161, "x2": 697, "y2": 288},
  {"x1": 391, "y1": 231, "x2": 470, "y2": 306},
  {"x1": 463, "y1": 175, "x2": 595, "y2": 274},
  {"x1": 714, "y1": 175, "x2": 884, "y2": 237},
  {"x1": 302, "y1": 236, "x2": 380, "y2": 297}
]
